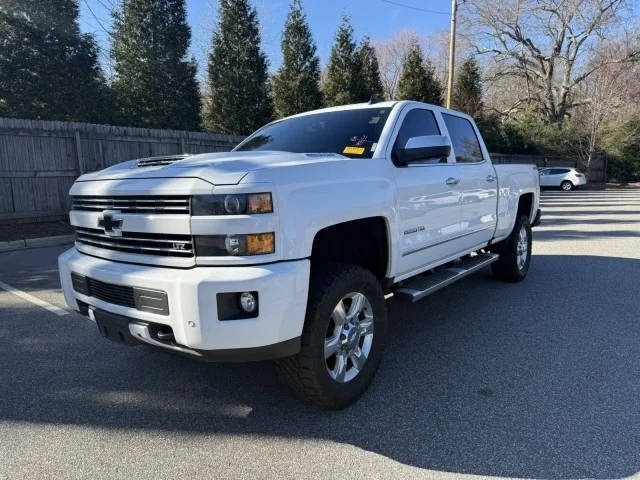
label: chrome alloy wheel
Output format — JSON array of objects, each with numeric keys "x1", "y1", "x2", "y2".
[
  {"x1": 516, "y1": 225, "x2": 529, "y2": 270},
  {"x1": 324, "y1": 292, "x2": 374, "y2": 383}
]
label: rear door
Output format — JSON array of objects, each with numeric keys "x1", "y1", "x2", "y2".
[
  {"x1": 440, "y1": 113, "x2": 497, "y2": 250},
  {"x1": 390, "y1": 107, "x2": 462, "y2": 276}
]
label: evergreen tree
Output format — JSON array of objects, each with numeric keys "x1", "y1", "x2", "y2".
[
  {"x1": 272, "y1": 0, "x2": 322, "y2": 118},
  {"x1": 396, "y1": 41, "x2": 443, "y2": 105},
  {"x1": 356, "y1": 36, "x2": 383, "y2": 101},
  {"x1": 112, "y1": 0, "x2": 201, "y2": 130},
  {"x1": 323, "y1": 16, "x2": 361, "y2": 106},
  {"x1": 0, "y1": 0, "x2": 112, "y2": 122},
  {"x1": 451, "y1": 57, "x2": 483, "y2": 118},
  {"x1": 205, "y1": 0, "x2": 273, "y2": 134}
]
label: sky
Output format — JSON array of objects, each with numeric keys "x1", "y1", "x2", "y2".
[
  {"x1": 79, "y1": 0, "x2": 640, "y2": 80},
  {"x1": 78, "y1": 0, "x2": 455, "y2": 78}
]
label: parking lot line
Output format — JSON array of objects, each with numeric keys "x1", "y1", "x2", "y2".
[{"x1": 0, "y1": 279, "x2": 69, "y2": 316}]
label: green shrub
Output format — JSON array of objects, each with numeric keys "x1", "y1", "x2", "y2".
[{"x1": 602, "y1": 117, "x2": 640, "y2": 182}]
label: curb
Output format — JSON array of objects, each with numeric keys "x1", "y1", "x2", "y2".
[{"x1": 0, "y1": 234, "x2": 74, "y2": 253}]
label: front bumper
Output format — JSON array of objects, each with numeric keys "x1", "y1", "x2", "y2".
[{"x1": 58, "y1": 248, "x2": 310, "y2": 360}]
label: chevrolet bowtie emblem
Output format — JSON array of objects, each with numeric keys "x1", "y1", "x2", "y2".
[{"x1": 98, "y1": 210, "x2": 123, "y2": 237}]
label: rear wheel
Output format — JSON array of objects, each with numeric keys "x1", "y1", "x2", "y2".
[
  {"x1": 561, "y1": 180, "x2": 573, "y2": 191},
  {"x1": 276, "y1": 264, "x2": 387, "y2": 409},
  {"x1": 490, "y1": 214, "x2": 532, "y2": 282}
]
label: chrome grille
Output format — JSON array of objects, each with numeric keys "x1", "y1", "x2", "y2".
[
  {"x1": 75, "y1": 227, "x2": 194, "y2": 257},
  {"x1": 71, "y1": 196, "x2": 190, "y2": 214}
]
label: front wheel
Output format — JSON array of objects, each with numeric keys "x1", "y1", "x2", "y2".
[
  {"x1": 561, "y1": 180, "x2": 573, "y2": 191},
  {"x1": 276, "y1": 264, "x2": 387, "y2": 409},
  {"x1": 489, "y1": 214, "x2": 532, "y2": 282}
]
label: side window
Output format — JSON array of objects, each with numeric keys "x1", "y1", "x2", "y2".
[
  {"x1": 442, "y1": 113, "x2": 484, "y2": 163},
  {"x1": 392, "y1": 109, "x2": 442, "y2": 164}
]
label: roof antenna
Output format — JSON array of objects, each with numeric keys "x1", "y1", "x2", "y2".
[{"x1": 368, "y1": 94, "x2": 381, "y2": 104}]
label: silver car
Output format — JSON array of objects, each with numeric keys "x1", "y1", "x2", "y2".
[{"x1": 539, "y1": 167, "x2": 587, "y2": 191}]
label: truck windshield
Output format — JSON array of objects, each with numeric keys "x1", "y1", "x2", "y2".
[{"x1": 234, "y1": 107, "x2": 392, "y2": 159}]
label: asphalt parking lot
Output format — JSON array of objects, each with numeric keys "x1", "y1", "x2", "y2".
[{"x1": 1, "y1": 189, "x2": 639, "y2": 480}]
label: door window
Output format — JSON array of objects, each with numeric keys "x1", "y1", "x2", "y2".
[
  {"x1": 392, "y1": 109, "x2": 442, "y2": 165},
  {"x1": 442, "y1": 113, "x2": 484, "y2": 163}
]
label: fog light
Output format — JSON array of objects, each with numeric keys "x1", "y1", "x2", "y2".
[
  {"x1": 216, "y1": 292, "x2": 259, "y2": 320},
  {"x1": 239, "y1": 292, "x2": 257, "y2": 313}
]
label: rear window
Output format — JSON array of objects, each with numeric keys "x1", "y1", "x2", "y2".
[{"x1": 234, "y1": 108, "x2": 392, "y2": 159}]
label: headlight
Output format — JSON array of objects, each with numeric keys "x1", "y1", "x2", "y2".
[
  {"x1": 194, "y1": 233, "x2": 275, "y2": 256},
  {"x1": 191, "y1": 193, "x2": 273, "y2": 215}
]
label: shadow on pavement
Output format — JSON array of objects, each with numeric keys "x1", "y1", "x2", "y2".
[
  {"x1": 534, "y1": 229, "x2": 640, "y2": 241},
  {"x1": 1, "y1": 254, "x2": 639, "y2": 478}
]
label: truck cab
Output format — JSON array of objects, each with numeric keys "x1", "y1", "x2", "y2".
[{"x1": 59, "y1": 100, "x2": 541, "y2": 409}]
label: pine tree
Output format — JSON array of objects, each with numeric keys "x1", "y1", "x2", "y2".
[
  {"x1": 272, "y1": 0, "x2": 322, "y2": 118},
  {"x1": 396, "y1": 41, "x2": 443, "y2": 105},
  {"x1": 356, "y1": 36, "x2": 384, "y2": 101},
  {"x1": 452, "y1": 57, "x2": 483, "y2": 118},
  {"x1": 112, "y1": 0, "x2": 201, "y2": 130},
  {"x1": 205, "y1": 0, "x2": 273, "y2": 134},
  {"x1": 323, "y1": 16, "x2": 362, "y2": 106},
  {"x1": 0, "y1": 0, "x2": 112, "y2": 122}
]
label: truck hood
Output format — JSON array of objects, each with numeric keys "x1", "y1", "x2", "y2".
[{"x1": 76, "y1": 151, "x2": 347, "y2": 185}]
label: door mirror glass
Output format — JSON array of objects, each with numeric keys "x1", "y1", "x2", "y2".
[{"x1": 396, "y1": 135, "x2": 451, "y2": 164}]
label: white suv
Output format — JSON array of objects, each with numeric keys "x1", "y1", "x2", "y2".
[{"x1": 539, "y1": 167, "x2": 587, "y2": 191}]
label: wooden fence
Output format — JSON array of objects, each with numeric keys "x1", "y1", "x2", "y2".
[
  {"x1": 0, "y1": 117, "x2": 607, "y2": 225},
  {"x1": 0, "y1": 118, "x2": 244, "y2": 223}
]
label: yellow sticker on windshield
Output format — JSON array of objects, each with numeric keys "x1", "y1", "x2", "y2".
[{"x1": 343, "y1": 146, "x2": 365, "y2": 155}]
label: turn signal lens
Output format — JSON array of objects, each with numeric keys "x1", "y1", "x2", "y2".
[
  {"x1": 247, "y1": 233, "x2": 275, "y2": 255},
  {"x1": 247, "y1": 193, "x2": 273, "y2": 214}
]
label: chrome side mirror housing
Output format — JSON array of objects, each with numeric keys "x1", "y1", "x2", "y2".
[{"x1": 396, "y1": 135, "x2": 452, "y2": 164}]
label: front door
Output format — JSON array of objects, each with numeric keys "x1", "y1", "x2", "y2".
[
  {"x1": 539, "y1": 168, "x2": 552, "y2": 186},
  {"x1": 391, "y1": 107, "x2": 463, "y2": 277}
]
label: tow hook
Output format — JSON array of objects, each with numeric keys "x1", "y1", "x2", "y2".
[{"x1": 128, "y1": 323, "x2": 202, "y2": 357}]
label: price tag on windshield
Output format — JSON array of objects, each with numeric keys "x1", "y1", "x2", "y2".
[{"x1": 343, "y1": 146, "x2": 365, "y2": 155}]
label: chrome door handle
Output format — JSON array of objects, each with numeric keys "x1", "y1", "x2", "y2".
[
  {"x1": 486, "y1": 174, "x2": 496, "y2": 182},
  {"x1": 445, "y1": 177, "x2": 460, "y2": 186}
]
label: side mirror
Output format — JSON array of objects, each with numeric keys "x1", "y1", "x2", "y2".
[{"x1": 396, "y1": 135, "x2": 451, "y2": 164}]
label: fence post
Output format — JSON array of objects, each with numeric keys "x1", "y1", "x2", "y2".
[
  {"x1": 180, "y1": 136, "x2": 186, "y2": 154},
  {"x1": 74, "y1": 130, "x2": 85, "y2": 174}
]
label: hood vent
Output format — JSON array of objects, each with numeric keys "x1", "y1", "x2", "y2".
[{"x1": 137, "y1": 154, "x2": 190, "y2": 168}]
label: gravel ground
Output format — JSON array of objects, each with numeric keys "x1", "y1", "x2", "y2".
[{"x1": 0, "y1": 189, "x2": 639, "y2": 480}]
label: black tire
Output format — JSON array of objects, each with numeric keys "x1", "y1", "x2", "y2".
[
  {"x1": 276, "y1": 263, "x2": 387, "y2": 409},
  {"x1": 561, "y1": 180, "x2": 573, "y2": 191},
  {"x1": 489, "y1": 214, "x2": 532, "y2": 282}
]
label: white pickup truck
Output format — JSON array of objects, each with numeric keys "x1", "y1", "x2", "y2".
[{"x1": 59, "y1": 100, "x2": 541, "y2": 409}]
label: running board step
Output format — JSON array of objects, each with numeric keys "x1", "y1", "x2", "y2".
[{"x1": 396, "y1": 252, "x2": 499, "y2": 303}]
